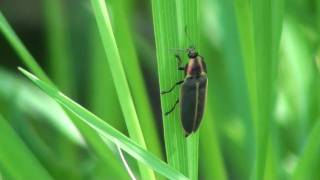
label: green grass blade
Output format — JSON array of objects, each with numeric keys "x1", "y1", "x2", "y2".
[
  {"x1": 108, "y1": 0, "x2": 163, "y2": 160},
  {"x1": 0, "y1": 68, "x2": 83, "y2": 145},
  {"x1": 234, "y1": 0, "x2": 284, "y2": 178},
  {"x1": 89, "y1": 23, "x2": 125, "y2": 133},
  {"x1": 264, "y1": 130, "x2": 282, "y2": 180},
  {"x1": 182, "y1": 1, "x2": 200, "y2": 179},
  {"x1": 0, "y1": 113, "x2": 53, "y2": 180},
  {"x1": 233, "y1": 0, "x2": 256, "y2": 124},
  {"x1": 90, "y1": 0, "x2": 155, "y2": 179},
  {"x1": 237, "y1": 0, "x2": 284, "y2": 179},
  {"x1": 233, "y1": 1, "x2": 258, "y2": 179},
  {"x1": 200, "y1": 105, "x2": 227, "y2": 180},
  {"x1": 19, "y1": 68, "x2": 189, "y2": 180},
  {"x1": 42, "y1": 0, "x2": 75, "y2": 96},
  {"x1": 88, "y1": 23, "x2": 130, "y2": 179},
  {"x1": 152, "y1": 0, "x2": 200, "y2": 177},
  {"x1": 187, "y1": 133, "x2": 199, "y2": 180},
  {"x1": 0, "y1": 11, "x2": 128, "y2": 179},
  {"x1": 199, "y1": 1, "x2": 229, "y2": 178}
]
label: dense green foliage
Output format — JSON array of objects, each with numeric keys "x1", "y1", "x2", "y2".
[{"x1": 0, "y1": 0, "x2": 319, "y2": 179}]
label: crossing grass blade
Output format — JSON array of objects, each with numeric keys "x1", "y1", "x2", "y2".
[
  {"x1": 88, "y1": 18, "x2": 130, "y2": 179},
  {"x1": 0, "y1": 10, "x2": 128, "y2": 179},
  {"x1": 19, "y1": 68, "x2": 189, "y2": 180},
  {"x1": 0, "y1": 114, "x2": 53, "y2": 180}
]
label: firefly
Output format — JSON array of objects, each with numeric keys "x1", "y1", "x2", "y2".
[{"x1": 161, "y1": 47, "x2": 207, "y2": 137}]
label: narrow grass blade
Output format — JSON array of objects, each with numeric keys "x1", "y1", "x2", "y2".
[
  {"x1": 88, "y1": 23, "x2": 130, "y2": 179},
  {"x1": 232, "y1": 1, "x2": 258, "y2": 178},
  {"x1": 19, "y1": 68, "x2": 189, "y2": 180},
  {"x1": 233, "y1": 0, "x2": 257, "y2": 124},
  {"x1": 89, "y1": 23, "x2": 125, "y2": 133},
  {"x1": 90, "y1": 0, "x2": 155, "y2": 179},
  {"x1": 0, "y1": 11, "x2": 128, "y2": 179},
  {"x1": 264, "y1": 130, "x2": 282, "y2": 180},
  {"x1": 108, "y1": 0, "x2": 163, "y2": 160},
  {"x1": 0, "y1": 114, "x2": 53, "y2": 180}
]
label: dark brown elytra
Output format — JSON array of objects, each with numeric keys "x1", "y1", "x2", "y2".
[{"x1": 161, "y1": 47, "x2": 208, "y2": 137}]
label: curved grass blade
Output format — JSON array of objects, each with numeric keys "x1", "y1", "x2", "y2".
[
  {"x1": 19, "y1": 68, "x2": 189, "y2": 180},
  {"x1": 0, "y1": 114, "x2": 53, "y2": 180}
]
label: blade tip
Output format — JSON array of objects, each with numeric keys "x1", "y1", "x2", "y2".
[{"x1": 17, "y1": 67, "x2": 39, "y2": 81}]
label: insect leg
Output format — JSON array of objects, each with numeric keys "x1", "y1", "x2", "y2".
[
  {"x1": 175, "y1": 54, "x2": 185, "y2": 70},
  {"x1": 161, "y1": 80, "x2": 184, "y2": 94},
  {"x1": 165, "y1": 99, "x2": 179, "y2": 116}
]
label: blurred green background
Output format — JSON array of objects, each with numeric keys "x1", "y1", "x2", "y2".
[{"x1": 0, "y1": 0, "x2": 319, "y2": 179}]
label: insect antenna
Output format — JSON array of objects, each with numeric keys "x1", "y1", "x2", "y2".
[
  {"x1": 169, "y1": 48, "x2": 186, "y2": 52},
  {"x1": 184, "y1": 26, "x2": 196, "y2": 48}
]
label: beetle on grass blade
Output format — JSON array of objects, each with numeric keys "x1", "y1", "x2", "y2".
[{"x1": 161, "y1": 47, "x2": 207, "y2": 137}]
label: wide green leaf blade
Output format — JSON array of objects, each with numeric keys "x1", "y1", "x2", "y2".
[{"x1": 19, "y1": 68, "x2": 189, "y2": 180}]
